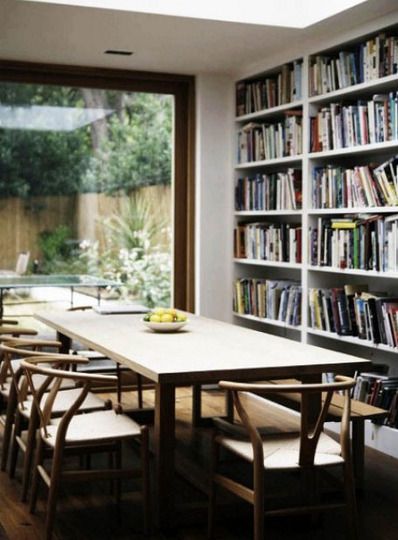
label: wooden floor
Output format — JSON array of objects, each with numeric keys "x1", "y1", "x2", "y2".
[{"x1": 0, "y1": 386, "x2": 398, "y2": 540}]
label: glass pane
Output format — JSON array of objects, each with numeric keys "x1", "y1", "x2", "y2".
[{"x1": 0, "y1": 82, "x2": 173, "y2": 314}]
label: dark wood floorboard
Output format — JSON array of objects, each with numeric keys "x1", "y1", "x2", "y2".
[{"x1": 0, "y1": 387, "x2": 397, "y2": 540}]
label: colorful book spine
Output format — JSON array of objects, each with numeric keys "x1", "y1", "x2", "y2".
[
  {"x1": 234, "y1": 278, "x2": 301, "y2": 325},
  {"x1": 236, "y1": 61, "x2": 303, "y2": 116},
  {"x1": 234, "y1": 222, "x2": 302, "y2": 263},
  {"x1": 309, "y1": 214, "x2": 398, "y2": 272},
  {"x1": 309, "y1": 33, "x2": 398, "y2": 96},
  {"x1": 235, "y1": 169, "x2": 302, "y2": 211}
]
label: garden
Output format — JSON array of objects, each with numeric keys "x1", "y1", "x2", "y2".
[{"x1": 0, "y1": 82, "x2": 173, "y2": 307}]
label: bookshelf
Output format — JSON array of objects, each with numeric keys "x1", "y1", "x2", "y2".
[{"x1": 232, "y1": 23, "x2": 398, "y2": 456}]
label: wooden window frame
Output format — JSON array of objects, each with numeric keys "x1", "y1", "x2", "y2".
[{"x1": 0, "y1": 60, "x2": 195, "y2": 311}]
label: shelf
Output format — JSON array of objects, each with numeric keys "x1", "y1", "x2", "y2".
[
  {"x1": 234, "y1": 258, "x2": 302, "y2": 269},
  {"x1": 233, "y1": 312, "x2": 301, "y2": 331},
  {"x1": 235, "y1": 155, "x2": 302, "y2": 169},
  {"x1": 307, "y1": 327, "x2": 398, "y2": 353},
  {"x1": 308, "y1": 266, "x2": 398, "y2": 278},
  {"x1": 309, "y1": 140, "x2": 398, "y2": 159},
  {"x1": 235, "y1": 210, "x2": 302, "y2": 217},
  {"x1": 308, "y1": 207, "x2": 398, "y2": 215},
  {"x1": 235, "y1": 101, "x2": 303, "y2": 123},
  {"x1": 309, "y1": 73, "x2": 398, "y2": 105}
]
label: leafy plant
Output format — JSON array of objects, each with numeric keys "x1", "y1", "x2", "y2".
[
  {"x1": 38, "y1": 225, "x2": 86, "y2": 274},
  {"x1": 79, "y1": 194, "x2": 171, "y2": 307}
]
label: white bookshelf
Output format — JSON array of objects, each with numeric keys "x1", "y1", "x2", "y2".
[
  {"x1": 232, "y1": 22, "x2": 398, "y2": 457},
  {"x1": 234, "y1": 258, "x2": 302, "y2": 269},
  {"x1": 233, "y1": 312, "x2": 301, "y2": 331},
  {"x1": 235, "y1": 155, "x2": 302, "y2": 170},
  {"x1": 235, "y1": 100, "x2": 303, "y2": 123}
]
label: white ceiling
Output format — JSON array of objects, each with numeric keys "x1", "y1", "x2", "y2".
[{"x1": 1, "y1": 0, "x2": 397, "y2": 77}]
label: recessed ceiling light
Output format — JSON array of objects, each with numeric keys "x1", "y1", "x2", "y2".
[
  {"x1": 22, "y1": 0, "x2": 368, "y2": 29},
  {"x1": 105, "y1": 49, "x2": 134, "y2": 56}
]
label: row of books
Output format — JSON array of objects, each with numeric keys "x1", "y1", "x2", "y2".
[
  {"x1": 309, "y1": 215, "x2": 398, "y2": 272},
  {"x1": 235, "y1": 170, "x2": 302, "y2": 211},
  {"x1": 236, "y1": 61, "x2": 303, "y2": 116},
  {"x1": 309, "y1": 33, "x2": 398, "y2": 96},
  {"x1": 311, "y1": 158, "x2": 398, "y2": 209},
  {"x1": 234, "y1": 222, "x2": 302, "y2": 263},
  {"x1": 237, "y1": 113, "x2": 302, "y2": 163},
  {"x1": 353, "y1": 371, "x2": 398, "y2": 428},
  {"x1": 233, "y1": 278, "x2": 301, "y2": 326},
  {"x1": 310, "y1": 93, "x2": 398, "y2": 152},
  {"x1": 308, "y1": 285, "x2": 398, "y2": 348}
]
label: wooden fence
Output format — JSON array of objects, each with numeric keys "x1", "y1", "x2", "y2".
[{"x1": 0, "y1": 186, "x2": 171, "y2": 270}]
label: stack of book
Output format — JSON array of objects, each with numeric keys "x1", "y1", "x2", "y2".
[
  {"x1": 234, "y1": 222, "x2": 302, "y2": 263},
  {"x1": 309, "y1": 214, "x2": 398, "y2": 271},
  {"x1": 310, "y1": 93, "x2": 398, "y2": 152},
  {"x1": 236, "y1": 61, "x2": 302, "y2": 116},
  {"x1": 353, "y1": 371, "x2": 398, "y2": 427},
  {"x1": 309, "y1": 32, "x2": 398, "y2": 96},
  {"x1": 311, "y1": 158, "x2": 398, "y2": 208},
  {"x1": 234, "y1": 278, "x2": 301, "y2": 325},
  {"x1": 309, "y1": 284, "x2": 398, "y2": 347},
  {"x1": 235, "y1": 169, "x2": 302, "y2": 211},
  {"x1": 237, "y1": 112, "x2": 303, "y2": 163}
]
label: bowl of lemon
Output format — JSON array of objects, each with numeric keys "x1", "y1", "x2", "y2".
[{"x1": 142, "y1": 308, "x2": 188, "y2": 332}]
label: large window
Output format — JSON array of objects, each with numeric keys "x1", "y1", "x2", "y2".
[{"x1": 0, "y1": 62, "x2": 194, "y2": 312}]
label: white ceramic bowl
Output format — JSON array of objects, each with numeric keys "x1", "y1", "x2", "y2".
[{"x1": 142, "y1": 319, "x2": 188, "y2": 333}]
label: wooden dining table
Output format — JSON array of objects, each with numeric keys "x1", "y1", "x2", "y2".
[{"x1": 35, "y1": 310, "x2": 369, "y2": 528}]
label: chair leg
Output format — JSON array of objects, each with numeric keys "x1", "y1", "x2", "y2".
[
  {"x1": 1, "y1": 388, "x2": 17, "y2": 471},
  {"x1": 21, "y1": 419, "x2": 38, "y2": 502},
  {"x1": 208, "y1": 433, "x2": 220, "y2": 540},
  {"x1": 344, "y1": 462, "x2": 358, "y2": 540},
  {"x1": 141, "y1": 427, "x2": 150, "y2": 535},
  {"x1": 253, "y1": 461, "x2": 264, "y2": 540},
  {"x1": 45, "y1": 444, "x2": 64, "y2": 540},
  {"x1": 115, "y1": 441, "x2": 122, "y2": 507},
  {"x1": 30, "y1": 437, "x2": 45, "y2": 514},
  {"x1": 9, "y1": 409, "x2": 23, "y2": 478}
]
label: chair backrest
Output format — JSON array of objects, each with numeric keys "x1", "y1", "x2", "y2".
[
  {"x1": 219, "y1": 376, "x2": 356, "y2": 467},
  {"x1": 15, "y1": 251, "x2": 30, "y2": 275},
  {"x1": 0, "y1": 339, "x2": 63, "y2": 401},
  {"x1": 21, "y1": 357, "x2": 116, "y2": 442}
]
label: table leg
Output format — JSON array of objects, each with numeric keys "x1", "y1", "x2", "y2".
[
  {"x1": 70, "y1": 286, "x2": 74, "y2": 309},
  {"x1": 56, "y1": 332, "x2": 72, "y2": 354},
  {"x1": 0, "y1": 288, "x2": 4, "y2": 319},
  {"x1": 352, "y1": 418, "x2": 365, "y2": 490},
  {"x1": 192, "y1": 384, "x2": 202, "y2": 426},
  {"x1": 154, "y1": 382, "x2": 176, "y2": 529},
  {"x1": 97, "y1": 287, "x2": 101, "y2": 306}
]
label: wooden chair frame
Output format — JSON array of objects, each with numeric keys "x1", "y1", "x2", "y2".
[
  {"x1": 0, "y1": 340, "x2": 66, "y2": 472},
  {"x1": 208, "y1": 376, "x2": 358, "y2": 540},
  {"x1": 21, "y1": 357, "x2": 150, "y2": 540}
]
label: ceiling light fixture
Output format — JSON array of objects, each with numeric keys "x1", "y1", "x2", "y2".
[{"x1": 105, "y1": 49, "x2": 133, "y2": 56}]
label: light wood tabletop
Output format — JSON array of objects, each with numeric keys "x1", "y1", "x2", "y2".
[{"x1": 35, "y1": 310, "x2": 370, "y2": 528}]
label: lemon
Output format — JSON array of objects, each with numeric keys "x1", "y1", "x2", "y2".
[
  {"x1": 176, "y1": 313, "x2": 187, "y2": 322},
  {"x1": 149, "y1": 314, "x2": 161, "y2": 323},
  {"x1": 165, "y1": 308, "x2": 177, "y2": 316},
  {"x1": 153, "y1": 307, "x2": 165, "y2": 316},
  {"x1": 161, "y1": 313, "x2": 173, "y2": 323}
]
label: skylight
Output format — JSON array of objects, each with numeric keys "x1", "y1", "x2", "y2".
[
  {"x1": 22, "y1": 0, "x2": 367, "y2": 29},
  {"x1": 0, "y1": 105, "x2": 114, "y2": 132}
]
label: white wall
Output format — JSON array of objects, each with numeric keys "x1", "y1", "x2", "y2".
[{"x1": 195, "y1": 74, "x2": 234, "y2": 321}]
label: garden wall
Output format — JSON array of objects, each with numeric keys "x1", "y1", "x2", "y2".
[{"x1": 0, "y1": 186, "x2": 171, "y2": 270}]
